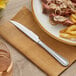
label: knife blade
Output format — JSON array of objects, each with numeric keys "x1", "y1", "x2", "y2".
[{"x1": 10, "y1": 20, "x2": 69, "y2": 66}]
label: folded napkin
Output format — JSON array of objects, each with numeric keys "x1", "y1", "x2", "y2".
[{"x1": 0, "y1": 7, "x2": 76, "y2": 76}]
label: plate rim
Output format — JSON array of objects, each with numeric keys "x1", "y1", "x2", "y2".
[{"x1": 31, "y1": 0, "x2": 76, "y2": 46}]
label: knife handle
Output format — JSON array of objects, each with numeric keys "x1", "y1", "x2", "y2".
[{"x1": 38, "y1": 40, "x2": 69, "y2": 66}]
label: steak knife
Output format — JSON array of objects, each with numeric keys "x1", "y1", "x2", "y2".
[{"x1": 10, "y1": 20, "x2": 69, "y2": 66}]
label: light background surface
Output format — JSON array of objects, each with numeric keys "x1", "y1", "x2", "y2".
[{"x1": 0, "y1": 0, "x2": 75, "y2": 76}]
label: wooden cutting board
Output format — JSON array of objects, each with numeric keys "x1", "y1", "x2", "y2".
[{"x1": 0, "y1": 7, "x2": 76, "y2": 76}]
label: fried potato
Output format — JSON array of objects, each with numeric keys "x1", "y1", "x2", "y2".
[
  {"x1": 70, "y1": 16, "x2": 76, "y2": 23},
  {"x1": 60, "y1": 28, "x2": 67, "y2": 33},
  {"x1": 66, "y1": 25, "x2": 76, "y2": 35},
  {"x1": 60, "y1": 25, "x2": 76, "y2": 39},
  {"x1": 70, "y1": 14, "x2": 76, "y2": 24},
  {"x1": 60, "y1": 33, "x2": 76, "y2": 39},
  {"x1": 60, "y1": 14, "x2": 76, "y2": 39},
  {"x1": 71, "y1": 14, "x2": 76, "y2": 20}
]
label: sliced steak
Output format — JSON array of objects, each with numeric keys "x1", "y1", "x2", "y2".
[
  {"x1": 41, "y1": 0, "x2": 76, "y2": 25},
  {"x1": 63, "y1": 19, "x2": 74, "y2": 25},
  {"x1": 41, "y1": 0, "x2": 48, "y2": 3},
  {"x1": 42, "y1": 3, "x2": 51, "y2": 14},
  {"x1": 71, "y1": 0, "x2": 76, "y2": 3}
]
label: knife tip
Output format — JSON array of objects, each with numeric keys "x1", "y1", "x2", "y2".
[{"x1": 9, "y1": 20, "x2": 14, "y2": 23}]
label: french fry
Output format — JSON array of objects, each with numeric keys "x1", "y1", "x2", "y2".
[
  {"x1": 71, "y1": 14, "x2": 76, "y2": 20},
  {"x1": 60, "y1": 33, "x2": 76, "y2": 39},
  {"x1": 70, "y1": 15, "x2": 76, "y2": 23},
  {"x1": 60, "y1": 14, "x2": 76, "y2": 39},
  {"x1": 66, "y1": 25, "x2": 76, "y2": 35},
  {"x1": 60, "y1": 28, "x2": 67, "y2": 33},
  {"x1": 60, "y1": 25, "x2": 76, "y2": 39}
]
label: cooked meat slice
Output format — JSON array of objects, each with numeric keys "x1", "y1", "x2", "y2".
[
  {"x1": 53, "y1": 15, "x2": 67, "y2": 22},
  {"x1": 50, "y1": 20, "x2": 57, "y2": 25},
  {"x1": 42, "y1": 3, "x2": 51, "y2": 14},
  {"x1": 41, "y1": 0, "x2": 53, "y2": 4},
  {"x1": 50, "y1": 14, "x2": 73, "y2": 25},
  {"x1": 60, "y1": 3, "x2": 67, "y2": 9},
  {"x1": 71, "y1": 0, "x2": 76, "y2": 3},
  {"x1": 61, "y1": 9, "x2": 73, "y2": 16},
  {"x1": 41, "y1": 0, "x2": 48, "y2": 3},
  {"x1": 66, "y1": 0, "x2": 76, "y2": 13},
  {"x1": 49, "y1": 3, "x2": 57, "y2": 9},
  {"x1": 41, "y1": 0, "x2": 76, "y2": 26},
  {"x1": 49, "y1": 13, "x2": 56, "y2": 19},
  {"x1": 63, "y1": 20, "x2": 74, "y2": 25},
  {"x1": 55, "y1": 0, "x2": 64, "y2": 5}
]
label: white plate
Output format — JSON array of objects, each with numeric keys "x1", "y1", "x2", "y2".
[{"x1": 32, "y1": 0, "x2": 76, "y2": 46}]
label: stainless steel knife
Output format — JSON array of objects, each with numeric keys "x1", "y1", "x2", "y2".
[{"x1": 10, "y1": 20, "x2": 69, "y2": 66}]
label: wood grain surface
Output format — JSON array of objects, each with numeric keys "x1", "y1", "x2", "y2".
[{"x1": 0, "y1": 0, "x2": 46, "y2": 76}]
